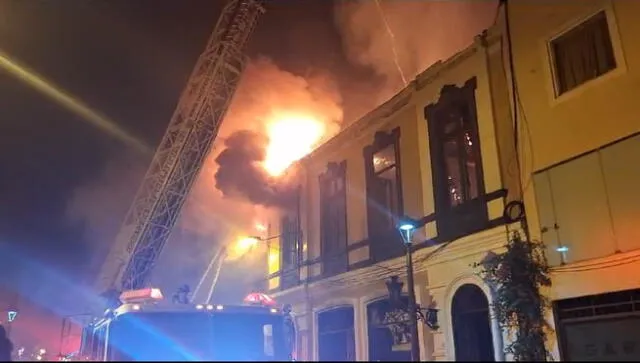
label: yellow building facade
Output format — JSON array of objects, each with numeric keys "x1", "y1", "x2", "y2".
[
  {"x1": 260, "y1": 0, "x2": 640, "y2": 361},
  {"x1": 508, "y1": 0, "x2": 640, "y2": 361},
  {"x1": 259, "y1": 28, "x2": 519, "y2": 361}
]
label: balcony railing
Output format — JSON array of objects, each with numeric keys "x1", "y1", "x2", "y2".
[{"x1": 261, "y1": 188, "x2": 508, "y2": 293}]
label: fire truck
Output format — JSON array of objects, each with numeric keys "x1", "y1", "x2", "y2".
[{"x1": 77, "y1": 289, "x2": 296, "y2": 361}]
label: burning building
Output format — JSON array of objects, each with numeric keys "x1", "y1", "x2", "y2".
[{"x1": 251, "y1": 1, "x2": 640, "y2": 361}]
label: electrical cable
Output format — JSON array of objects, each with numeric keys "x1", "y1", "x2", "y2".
[
  {"x1": 551, "y1": 254, "x2": 640, "y2": 272},
  {"x1": 503, "y1": 0, "x2": 524, "y2": 197},
  {"x1": 499, "y1": 0, "x2": 537, "y2": 199},
  {"x1": 551, "y1": 257, "x2": 640, "y2": 273}
]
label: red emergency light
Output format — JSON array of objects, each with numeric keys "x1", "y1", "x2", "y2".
[
  {"x1": 243, "y1": 292, "x2": 276, "y2": 306},
  {"x1": 119, "y1": 288, "x2": 164, "y2": 304}
]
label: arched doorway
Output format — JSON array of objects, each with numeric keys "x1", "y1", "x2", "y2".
[
  {"x1": 451, "y1": 284, "x2": 495, "y2": 361},
  {"x1": 317, "y1": 306, "x2": 356, "y2": 361},
  {"x1": 367, "y1": 298, "x2": 412, "y2": 362}
]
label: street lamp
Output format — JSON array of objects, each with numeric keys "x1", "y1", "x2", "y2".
[{"x1": 396, "y1": 217, "x2": 421, "y2": 362}]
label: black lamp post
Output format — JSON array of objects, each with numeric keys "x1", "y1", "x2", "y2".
[{"x1": 397, "y1": 218, "x2": 421, "y2": 361}]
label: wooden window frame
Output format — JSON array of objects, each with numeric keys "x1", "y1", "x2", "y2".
[
  {"x1": 363, "y1": 127, "x2": 405, "y2": 262},
  {"x1": 549, "y1": 10, "x2": 616, "y2": 96},
  {"x1": 425, "y1": 78, "x2": 488, "y2": 242},
  {"x1": 279, "y1": 188, "x2": 302, "y2": 289},
  {"x1": 319, "y1": 161, "x2": 349, "y2": 277}
]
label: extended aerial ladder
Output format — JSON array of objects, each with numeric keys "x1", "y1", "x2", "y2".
[{"x1": 95, "y1": 0, "x2": 265, "y2": 295}]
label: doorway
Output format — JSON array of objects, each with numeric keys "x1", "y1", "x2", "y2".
[
  {"x1": 317, "y1": 306, "x2": 356, "y2": 361},
  {"x1": 451, "y1": 284, "x2": 495, "y2": 361}
]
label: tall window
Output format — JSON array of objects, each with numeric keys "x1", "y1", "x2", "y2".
[
  {"x1": 319, "y1": 161, "x2": 348, "y2": 277},
  {"x1": 551, "y1": 11, "x2": 616, "y2": 95},
  {"x1": 280, "y1": 189, "x2": 302, "y2": 289},
  {"x1": 425, "y1": 78, "x2": 487, "y2": 241},
  {"x1": 364, "y1": 128, "x2": 404, "y2": 261},
  {"x1": 440, "y1": 103, "x2": 481, "y2": 207}
]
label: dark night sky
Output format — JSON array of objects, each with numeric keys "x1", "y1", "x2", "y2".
[{"x1": 0, "y1": 0, "x2": 374, "y2": 278}]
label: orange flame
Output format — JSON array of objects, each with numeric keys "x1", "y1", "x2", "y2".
[
  {"x1": 262, "y1": 112, "x2": 327, "y2": 177},
  {"x1": 226, "y1": 236, "x2": 260, "y2": 261}
]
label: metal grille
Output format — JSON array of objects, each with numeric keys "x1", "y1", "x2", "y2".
[{"x1": 556, "y1": 289, "x2": 640, "y2": 321}]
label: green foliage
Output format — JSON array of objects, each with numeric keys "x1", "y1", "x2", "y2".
[{"x1": 476, "y1": 231, "x2": 552, "y2": 361}]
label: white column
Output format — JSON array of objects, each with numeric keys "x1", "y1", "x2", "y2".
[
  {"x1": 354, "y1": 297, "x2": 369, "y2": 361},
  {"x1": 416, "y1": 279, "x2": 435, "y2": 361}
]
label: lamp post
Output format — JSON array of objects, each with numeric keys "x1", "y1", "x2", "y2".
[{"x1": 398, "y1": 218, "x2": 420, "y2": 362}]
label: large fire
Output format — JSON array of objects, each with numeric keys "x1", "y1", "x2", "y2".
[
  {"x1": 211, "y1": 58, "x2": 343, "y2": 261},
  {"x1": 262, "y1": 112, "x2": 327, "y2": 177}
]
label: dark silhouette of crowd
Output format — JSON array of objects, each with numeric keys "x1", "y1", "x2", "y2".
[{"x1": 0, "y1": 325, "x2": 13, "y2": 361}]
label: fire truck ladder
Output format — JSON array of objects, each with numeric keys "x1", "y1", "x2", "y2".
[
  {"x1": 95, "y1": 0, "x2": 265, "y2": 293},
  {"x1": 192, "y1": 246, "x2": 227, "y2": 303}
]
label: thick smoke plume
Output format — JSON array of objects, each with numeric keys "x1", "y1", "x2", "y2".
[
  {"x1": 213, "y1": 57, "x2": 342, "y2": 208},
  {"x1": 334, "y1": 0, "x2": 498, "y2": 102},
  {"x1": 214, "y1": 130, "x2": 298, "y2": 208}
]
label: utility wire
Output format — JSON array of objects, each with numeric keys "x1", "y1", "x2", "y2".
[{"x1": 552, "y1": 254, "x2": 640, "y2": 273}]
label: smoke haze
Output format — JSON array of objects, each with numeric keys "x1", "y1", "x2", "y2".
[
  {"x1": 334, "y1": 0, "x2": 498, "y2": 101},
  {"x1": 150, "y1": 56, "x2": 344, "y2": 300},
  {"x1": 65, "y1": 153, "x2": 147, "y2": 280},
  {"x1": 67, "y1": 1, "x2": 499, "y2": 299}
]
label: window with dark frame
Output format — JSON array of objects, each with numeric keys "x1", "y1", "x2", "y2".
[
  {"x1": 425, "y1": 78, "x2": 488, "y2": 241},
  {"x1": 281, "y1": 215, "x2": 298, "y2": 268},
  {"x1": 372, "y1": 144, "x2": 401, "y2": 224},
  {"x1": 440, "y1": 103, "x2": 482, "y2": 208},
  {"x1": 551, "y1": 11, "x2": 616, "y2": 95},
  {"x1": 364, "y1": 128, "x2": 405, "y2": 262},
  {"x1": 368, "y1": 136, "x2": 402, "y2": 235},
  {"x1": 319, "y1": 161, "x2": 348, "y2": 277},
  {"x1": 280, "y1": 190, "x2": 302, "y2": 289}
]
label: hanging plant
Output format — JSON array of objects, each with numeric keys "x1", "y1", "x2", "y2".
[{"x1": 475, "y1": 231, "x2": 552, "y2": 361}]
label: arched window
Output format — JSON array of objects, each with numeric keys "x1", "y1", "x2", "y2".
[{"x1": 451, "y1": 284, "x2": 495, "y2": 361}]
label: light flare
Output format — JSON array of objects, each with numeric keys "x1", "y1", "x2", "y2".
[
  {"x1": 0, "y1": 50, "x2": 149, "y2": 154},
  {"x1": 262, "y1": 113, "x2": 327, "y2": 177},
  {"x1": 226, "y1": 236, "x2": 260, "y2": 261},
  {"x1": 254, "y1": 222, "x2": 267, "y2": 232}
]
